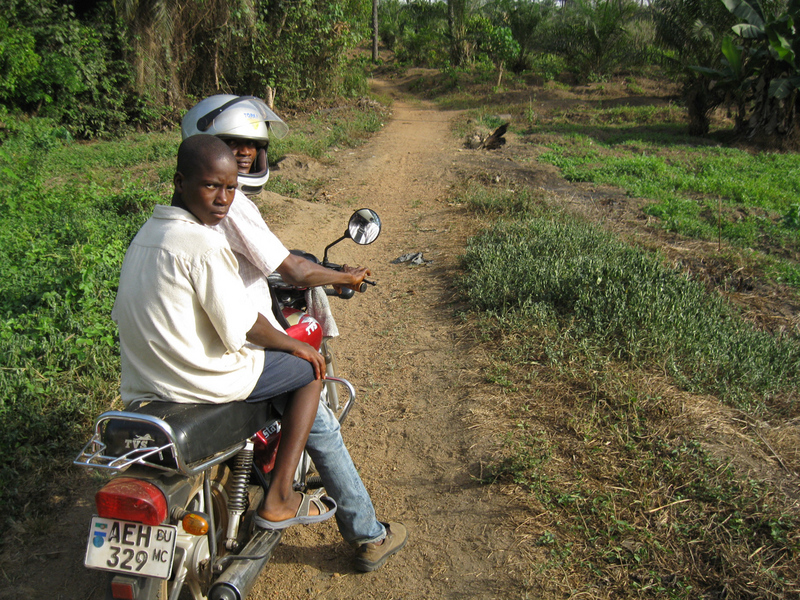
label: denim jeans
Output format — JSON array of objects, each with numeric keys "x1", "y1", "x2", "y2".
[{"x1": 269, "y1": 395, "x2": 386, "y2": 546}]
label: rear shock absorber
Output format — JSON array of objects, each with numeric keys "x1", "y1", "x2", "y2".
[{"x1": 225, "y1": 440, "x2": 254, "y2": 550}]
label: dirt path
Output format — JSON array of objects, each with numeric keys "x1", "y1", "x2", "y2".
[
  {"x1": 2, "y1": 78, "x2": 530, "y2": 599},
  {"x1": 251, "y1": 79, "x2": 527, "y2": 599}
]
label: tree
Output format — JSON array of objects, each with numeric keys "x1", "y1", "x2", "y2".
[
  {"x1": 692, "y1": 0, "x2": 800, "y2": 141},
  {"x1": 484, "y1": 0, "x2": 556, "y2": 71},
  {"x1": 467, "y1": 15, "x2": 520, "y2": 86},
  {"x1": 448, "y1": 0, "x2": 470, "y2": 66},
  {"x1": 373, "y1": 0, "x2": 379, "y2": 62},
  {"x1": 651, "y1": 0, "x2": 738, "y2": 134},
  {"x1": 553, "y1": 0, "x2": 643, "y2": 80}
]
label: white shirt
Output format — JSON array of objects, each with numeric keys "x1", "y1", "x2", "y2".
[
  {"x1": 213, "y1": 190, "x2": 290, "y2": 332},
  {"x1": 112, "y1": 205, "x2": 264, "y2": 405}
]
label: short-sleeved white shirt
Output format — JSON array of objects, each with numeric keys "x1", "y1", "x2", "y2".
[
  {"x1": 213, "y1": 190, "x2": 290, "y2": 331},
  {"x1": 112, "y1": 204, "x2": 264, "y2": 405}
]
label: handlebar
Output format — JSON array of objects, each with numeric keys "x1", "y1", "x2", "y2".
[{"x1": 322, "y1": 261, "x2": 376, "y2": 294}]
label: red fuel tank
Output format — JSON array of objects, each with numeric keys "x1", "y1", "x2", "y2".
[{"x1": 282, "y1": 308, "x2": 323, "y2": 350}]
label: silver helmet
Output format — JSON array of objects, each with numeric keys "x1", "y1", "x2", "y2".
[{"x1": 181, "y1": 95, "x2": 289, "y2": 195}]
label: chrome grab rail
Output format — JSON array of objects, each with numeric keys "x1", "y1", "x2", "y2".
[
  {"x1": 323, "y1": 376, "x2": 356, "y2": 424},
  {"x1": 73, "y1": 410, "x2": 245, "y2": 476}
]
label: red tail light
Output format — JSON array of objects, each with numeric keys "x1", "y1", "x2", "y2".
[{"x1": 95, "y1": 477, "x2": 168, "y2": 525}]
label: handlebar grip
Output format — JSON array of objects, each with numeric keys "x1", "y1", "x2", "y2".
[
  {"x1": 339, "y1": 287, "x2": 356, "y2": 299},
  {"x1": 358, "y1": 282, "x2": 367, "y2": 293}
]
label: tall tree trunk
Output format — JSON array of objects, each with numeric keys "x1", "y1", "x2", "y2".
[
  {"x1": 372, "y1": 0, "x2": 379, "y2": 63},
  {"x1": 447, "y1": 0, "x2": 467, "y2": 67}
]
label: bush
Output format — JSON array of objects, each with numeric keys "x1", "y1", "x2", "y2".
[{"x1": 0, "y1": 128, "x2": 160, "y2": 530}]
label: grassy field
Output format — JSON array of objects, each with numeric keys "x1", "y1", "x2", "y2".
[{"x1": 437, "y1": 72, "x2": 800, "y2": 598}]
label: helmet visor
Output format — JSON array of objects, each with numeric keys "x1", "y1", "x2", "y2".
[{"x1": 197, "y1": 96, "x2": 289, "y2": 140}]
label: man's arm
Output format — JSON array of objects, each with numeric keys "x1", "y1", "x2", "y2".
[
  {"x1": 246, "y1": 313, "x2": 325, "y2": 379},
  {"x1": 276, "y1": 253, "x2": 370, "y2": 290}
]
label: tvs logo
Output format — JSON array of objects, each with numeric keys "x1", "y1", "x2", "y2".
[{"x1": 125, "y1": 433, "x2": 155, "y2": 449}]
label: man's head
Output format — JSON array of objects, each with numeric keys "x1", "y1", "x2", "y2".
[
  {"x1": 226, "y1": 138, "x2": 260, "y2": 175},
  {"x1": 180, "y1": 95, "x2": 288, "y2": 195},
  {"x1": 172, "y1": 134, "x2": 238, "y2": 226}
]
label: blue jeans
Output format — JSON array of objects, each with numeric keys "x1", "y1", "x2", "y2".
[{"x1": 269, "y1": 395, "x2": 386, "y2": 546}]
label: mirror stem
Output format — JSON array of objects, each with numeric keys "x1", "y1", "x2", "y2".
[{"x1": 322, "y1": 233, "x2": 349, "y2": 264}]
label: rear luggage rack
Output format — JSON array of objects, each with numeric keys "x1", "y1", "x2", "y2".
[{"x1": 74, "y1": 411, "x2": 244, "y2": 476}]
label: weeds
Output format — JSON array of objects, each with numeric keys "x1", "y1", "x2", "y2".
[
  {"x1": 269, "y1": 101, "x2": 388, "y2": 162},
  {"x1": 460, "y1": 210, "x2": 799, "y2": 409},
  {"x1": 532, "y1": 120, "x2": 800, "y2": 288},
  {"x1": 461, "y1": 185, "x2": 800, "y2": 597}
]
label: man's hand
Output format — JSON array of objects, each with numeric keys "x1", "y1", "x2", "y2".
[
  {"x1": 291, "y1": 342, "x2": 326, "y2": 380},
  {"x1": 333, "y1": 264, "x2": 371, "y2": 294},
  {"x1": 277, "y1": 254, "x2": 372, "y2": 290},
  {"x1": 247, "y1": 313, "x2": 325, "y2": 379}
]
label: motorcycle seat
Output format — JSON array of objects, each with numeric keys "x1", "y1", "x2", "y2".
[{"x1": 102, "y1": 397, "x2": 281, "y2": 470}]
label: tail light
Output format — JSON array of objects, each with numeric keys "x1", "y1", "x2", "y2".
[{"x1": 95, "y1": 477, "x2": 168, "y2": 525}]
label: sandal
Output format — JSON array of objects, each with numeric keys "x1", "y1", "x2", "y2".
[{"x1": 253, "y1": 492, "x2": 337, "y2": 530}]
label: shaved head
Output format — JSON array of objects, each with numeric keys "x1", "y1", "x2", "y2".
[
  {"x1": 177, "y1": 134, "x2": 237, "y2": 179},
  {"x1": 172, "y1": 134, "x2": 239, "y2": 226}
]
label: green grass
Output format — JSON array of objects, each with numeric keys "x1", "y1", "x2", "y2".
[
  {"x1": 269, "y1": 101, "x2": 388, "y2": 162},
  {"x1": 459, "y1": 206, "x2": 799, "y2": 411},
  {"x1": 531, "y1": 123, "x2": 800, "y2": 287},
  {"x1": 458, "y1": 185, "x2": 800, "y2": 597}
]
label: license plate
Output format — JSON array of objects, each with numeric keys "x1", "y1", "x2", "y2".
[{"x1": 85, "y1": 516, "x2": 177, "y2": 579}]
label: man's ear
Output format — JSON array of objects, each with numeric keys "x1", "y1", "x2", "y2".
[{"x1": 173, "y1": 171, "x2": 184, "y2": 193}]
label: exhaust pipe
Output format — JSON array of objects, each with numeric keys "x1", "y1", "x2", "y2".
[{"x1": 208, "y1": 529, "x2": 283, "y2": 600}]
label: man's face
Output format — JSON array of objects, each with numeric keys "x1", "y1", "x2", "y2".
[
  {"x1": 226, "y1": 139, "x2": 259, "y2": 174},
  {"x1": 174, "y1": 157, "x2": 238, "y2": 226}
]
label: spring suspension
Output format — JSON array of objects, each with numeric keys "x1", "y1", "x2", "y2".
[{"x1": 225, "y1": 440, "x2": 254, "y2": 550}]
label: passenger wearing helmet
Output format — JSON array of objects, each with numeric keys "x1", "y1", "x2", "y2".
[{"x1": 180, "y1": 97, "x2": 408, "y2": 573}]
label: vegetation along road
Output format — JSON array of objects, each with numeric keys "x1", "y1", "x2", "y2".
[{"x1": 3, "y1": 69, "x2": 800, "y2": 598}]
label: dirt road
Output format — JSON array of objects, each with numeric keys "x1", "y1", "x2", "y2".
[
  {"x1": 250, "y1": 79, "x2": 527, "y2": 599},
  {"x1": 3, "y1": 78, "x2": 530, "y2": 599}
]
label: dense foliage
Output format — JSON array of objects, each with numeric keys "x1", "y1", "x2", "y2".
[
  {"x1": 0, "y1": 121, "x2": 170, "y2": 527},
  {"x1": 4, "y1": 0, "x2": 796, "y2": 141},
  {"x1": 0, "y1": 0, "x2": 370, "y2": 138},
  {"x1": 692, "y1": 0, "x2": 800, "y2": 141}
]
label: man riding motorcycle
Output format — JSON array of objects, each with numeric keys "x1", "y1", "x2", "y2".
[{"x1": 180, "y1": 95, "x2": 408, "y2": 572}]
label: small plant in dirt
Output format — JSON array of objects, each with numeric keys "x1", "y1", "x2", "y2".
[{"x1": 455, "y1": 183, "x2": 544, "y2": 216}]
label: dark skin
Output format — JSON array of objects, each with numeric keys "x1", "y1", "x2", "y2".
[
  {"x1": 226, "y1": 138, "x2": 258, "y2": 174},
  {"x1": 173, "y1": 136, "x2": 326, "y2": 522},
  {"x1": 225, "y1": 137, "x2": 372, "y2": 291}
]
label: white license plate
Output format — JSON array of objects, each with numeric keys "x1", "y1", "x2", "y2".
[{"x1": 85, "y1": 516, "x2": 177, "y2": 579}]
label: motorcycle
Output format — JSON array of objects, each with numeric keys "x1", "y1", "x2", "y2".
[{"x1": 74, "y1": 208, "x2": 382, "y2": 600}]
